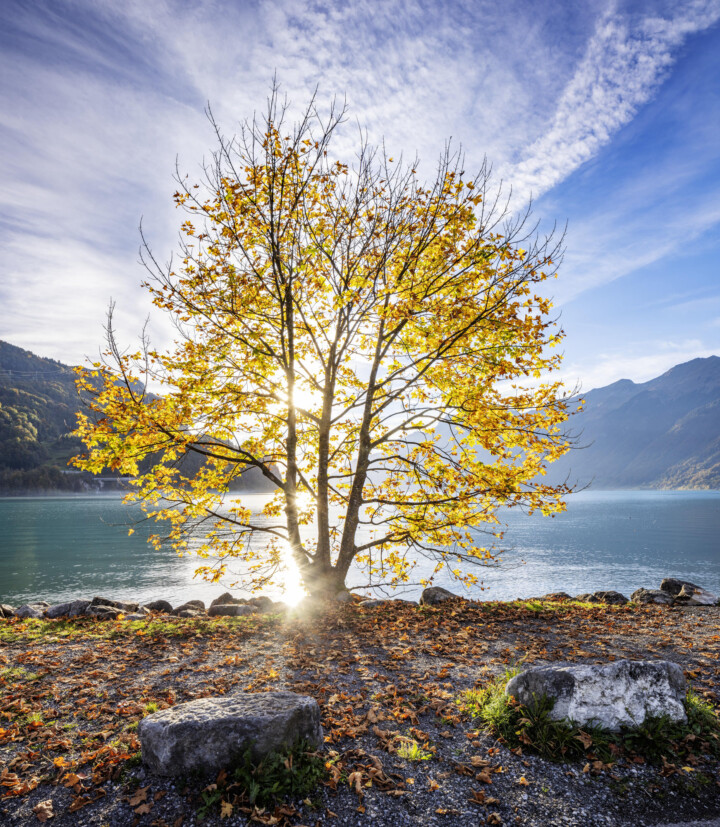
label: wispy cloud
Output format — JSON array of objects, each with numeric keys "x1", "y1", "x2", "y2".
[
  {"x1": 506, "y1": 0, "x2": 720, "y2": 204},
  {"x1": 0, "y1": 0, "x2": 718, "y2": 374}
]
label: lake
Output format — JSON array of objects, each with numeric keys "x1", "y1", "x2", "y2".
[{"x1": 0, "y1": 490, "x2": 718, "y2": 607}]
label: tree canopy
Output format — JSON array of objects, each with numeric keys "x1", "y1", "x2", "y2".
[{"x1": 73, "y1": 89, "x2": 573, "y2": 599}]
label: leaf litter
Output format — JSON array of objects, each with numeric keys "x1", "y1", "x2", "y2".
[{"x1": 1, "y1": 599, "x2": 720, "y2": 825}]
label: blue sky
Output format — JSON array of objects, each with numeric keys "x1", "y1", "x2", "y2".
[{"x1": 1, "y1": 0, "x2": 719, "y2": 391}]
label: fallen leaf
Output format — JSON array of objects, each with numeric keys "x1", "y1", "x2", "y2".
[
  {"x1": 516, "y1": 776, "x2": 530, "y2": 785},
  {"x1": 220, "y1": 800, "x2": 233, "y2": 818},
  {"x1": 128, "y1": 786, "x2": 149, "y2": 806},
  {"x1": 33, "y1": 800, "x2": 54, "y2": 822}
]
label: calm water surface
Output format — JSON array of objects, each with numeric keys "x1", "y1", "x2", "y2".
[{"x1": 0, "y1": 490, "x2": 718, "y2": 606}]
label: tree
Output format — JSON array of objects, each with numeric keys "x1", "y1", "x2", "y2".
[{"x1": 73, "y1": 87, "x2": 573, "y2": 600}]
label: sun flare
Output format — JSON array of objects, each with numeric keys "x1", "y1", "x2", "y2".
[{"x1": 281, "y1": 540, "x2": 307, "y2": 607}]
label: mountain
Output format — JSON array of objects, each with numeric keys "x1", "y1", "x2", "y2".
[
  {"x1": 3, "y1": 341, "x2": 718, "y2": 493},
  {"x1": 0, "y1": 341, "x2": 272, "y2": 494},
  {"x1": 547, "y1": 356, "x2": 720, "y2": 489}
]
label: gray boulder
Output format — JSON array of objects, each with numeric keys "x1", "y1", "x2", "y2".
[
  {"x1": 676, "y1": 584, "x2": 718, "y2": 606},
  {"x1": 660, "y1": 578, "x2": 700, "y2": 597},
  {"x1": 45, "y1": 600, "x2": 91, "y2": 619},
  {"x1": 248, "y1": 595, "x2": 274, "y2": 611},
  {"x1": 173, "y1": 600, "x2": 205, "y2": 616},
  {"x1": 506, "y1": 660, "x2": 687, "y2": 731},
  {"x1": 210, "y1": 592, "x2": 247, "y2": 607},
  {"x1": 0, "y1": 604, "x2": 15, "y2": 618},
  {"x1": 139, "y1": 690, "x2": 323, "y2": 776},
  {"x1": 85, "y1": 605, "x2": 120, "y2": 620},
  {"x1": 420, "y1": 587, "x2": 459, "y2": 606},
  {"x1": 631, "y1": 588, "x2": 674, "y2": 605},
  {"x1": 592, "y1": 591, "x2": 628, "y2": 605},
  {"x1": 538, "y1": 592, "x2": 571, "y2": 601},
  {"x1": 89, "y1": 596, "x2": 139, "y2": 612},
  {"x1": 176, "y1": 608, "x2": 204, "y2": 618},
  {"x1": 15, "y1": 604, "x2": 46, "y2": 619},
  {"x1": 143, "y1": 600, "x2": 174, "y2": 614},
  {"x1": 208, "y1": 604, "x2": 258, "y2": 617},
  {"x1": 124, "y1": 613, "x2": 149, "y2": 621}
]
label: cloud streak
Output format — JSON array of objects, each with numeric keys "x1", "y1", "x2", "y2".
[{"x1": 506, "y1": 0, "x2": 720, "y2": 203}]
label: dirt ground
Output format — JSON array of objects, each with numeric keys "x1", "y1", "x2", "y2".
[{"x1": 1, "y1": 598, "x2": 719, "y2": 826}]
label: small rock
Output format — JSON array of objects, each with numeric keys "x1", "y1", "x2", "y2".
[
  {"x1": 676, "y1": 584, "x2": 718, "y2": 606},
  {"x1": 173, "y1": 600, "x2": 205, "y2": 615},
  {"x1": 506, "y1": 660, "x2": 687, "y2": 730},
  {"x1": 420, "y1": 587, "x2": 459, "y2": 606},
  {"x1": 138, "y1": 690, "x2": 323, "y2": 776},
  {"x1": 89, "y1": 596, "x2": 139, "y2": 612},
  {"x1": 574, "y1": 593, "x2": 594, "y2": 602},
  {"x1": 143, "y1": 600, "x2": 174, "y2": 613},
  {"x1": 15, "y1": 604, "x2": 46, "y2": 619},
  {"x1": 538, "y1": 592, "x2": 571, "y2": 601},
  {"x1": 0, "y1": 604, "x2": 15, "y2": 618},
  {"x1": 660, "y1": 578, "x2": 700, "y2": 596},
  {"x1": 85, "y1": 605, "x2": 121, "y2": 620},
  {"x1": 208, "y1": 604, "x2": 259, "y2": 617},
  {"x1": 332, "y1": 591, "x2": 354, "y2": 604},
  {"x1": 44, "y1": 600, "x2": 91, "y2": 619},
  {"x1": 176, "y1": 608, "x2": 204, "y2": 618},
  {"x1": 248, "y1": 595, "x2": 274, "y2": 611},
  {"x1": 124, "y1": 613, "x2": 148, "y2": 621},
  {"x1": 359, "y1": 599, "x2": 391, "y2": 607},
  {"x1": 591, "y1": 591, "x2": 628, "y2": 605},
  {"x1": 631, "y1": 588, "x2": 674, "y2": 605},
  {"x1": 210, "y1": 592, "x2": 247, "y2": 607}
]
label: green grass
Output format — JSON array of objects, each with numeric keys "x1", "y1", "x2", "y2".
[
  {"x1": 231, "y1": 741, "x2": 326, "y2": 807},
  {"x1": 0, "y1": 666, "x2": 40, "y2": 682},
  {"x1": 196, "y1": 739, "x2": 327, "y2": 819},
  {"x1": 457, "y1": 669, "x2": 720, "y2": 765},
  {"x1": 396, "y1": 738, "x2": 433, "y2": 761},
  {"x1": 0, "y1": 613, "x2": 282, "y2": 644}
]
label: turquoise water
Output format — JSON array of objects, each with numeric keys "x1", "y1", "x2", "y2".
[{"x1": 0, "y1": 490, "x2": 718, "y2": 606}]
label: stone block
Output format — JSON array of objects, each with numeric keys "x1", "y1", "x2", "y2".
[
  {"x1": 506, "y1": 660, "x2": 687, "y2": 731},
  {"x1": 139, "y1": 690, "x2": 322, "y2": 776}
]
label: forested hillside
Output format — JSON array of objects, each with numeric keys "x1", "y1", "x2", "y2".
[{"x1": 0, "y1": 341, "x2": 272, "y2": 494}]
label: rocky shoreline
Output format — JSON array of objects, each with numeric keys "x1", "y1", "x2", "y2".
[{"x1": 2, "y1": 576, "x2": 718, "y2": 623}]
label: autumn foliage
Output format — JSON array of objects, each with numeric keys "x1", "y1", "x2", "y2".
[{"x1": 73, "y1": 88, "x2": 572, "y2": 598}]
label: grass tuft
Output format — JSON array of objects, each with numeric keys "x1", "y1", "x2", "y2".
[{"x1": 397, "y1": 738, "x2": 433, "y2": 761}]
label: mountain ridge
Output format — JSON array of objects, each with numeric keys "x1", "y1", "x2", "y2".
[
  {"x1": 551, "y1": 355, "x2": 720, "y2": 489},
  {"x1": 1, "y1": 341, "x2": 718, "y2": 492}
]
